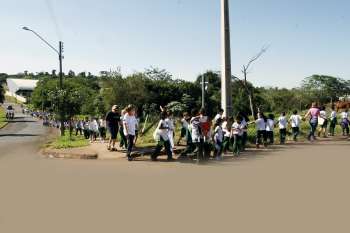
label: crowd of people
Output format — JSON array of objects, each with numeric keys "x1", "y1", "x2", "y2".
[{"x1": 35, "y1": 101, "x2": 349, "y2": 162}]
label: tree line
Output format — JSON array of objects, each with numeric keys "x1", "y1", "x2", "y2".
[{"x1": 0, "y1": 70, "x2": 349, "y2": 119}]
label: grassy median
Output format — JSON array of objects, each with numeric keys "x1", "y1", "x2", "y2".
[
  {"x1": 50, "y1": 132, "x2": 90, "y2": 149},
  {"x1": 0, "y1": 107, "x2": 7, "y2": 128}
]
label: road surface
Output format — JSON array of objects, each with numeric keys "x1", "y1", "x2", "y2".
[{"x1": 0, "y1": 105, "x2": 350, "y2": 232}]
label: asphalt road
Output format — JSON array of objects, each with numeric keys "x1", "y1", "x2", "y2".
[{"x1": 0, "y1": 104, "x2": 350, "y2": 232}]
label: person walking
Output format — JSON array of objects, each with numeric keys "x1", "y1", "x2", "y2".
[
  {"x1": 278, "y1": 112, "x2": 288, "y2": 144},
  {"x1": 213, "y1": 118, "x2": 224, "y2": 160},
  {"x1": 105, "y1": 105, "x2": 120, "y2": 151},
  {"x1": 266, "y1": 114, "x2": 275, "y2": 145},
  {"x1": 231, "y1": 115, "x2": 243, "y2": 156},
  {"x1": 151, "y1": 111, "x2": 173, "y2": 161},
  {"x1": 119, "y1": 109, "x2": 128, "y2": 149},
  {"x1": 190, "y1": 109, "x2": 204, "y2": 161},
  {"x1": 177, "y1": 112, "x2": 189, "y2": 146},
  {"x1": 89, "y1": 118, "x2": 99, "y2": 142},
  {"x1": 329, "y1": 106, "x2": 337, "y2": 136},
  {"x1": 318, "y1": 106, "x2": 328, "y2": 138},
  {"x1": 340, "y1": 109, "x2": 349, "y2": 136},
  {"x1": 165, "y1": 110, "x2": 175, "y2": 154},
  {"x1": 289, "y1": 110, "x2": 302, "y2": 141},
  {"x1": 304, "y1": 102, "x2": 320, "y2": 141},
  {"x1": 123, "y1": 105, "x2": 137, "y2": 161},
  {"x1": 255, "y1": 112, "x2": 267, "y2": 148},
  {"x1": 98, "y1": 116, "x2": 107, "y2": 142}
]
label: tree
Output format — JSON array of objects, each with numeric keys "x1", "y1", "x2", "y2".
[
  {"x1": 302, "y1": 75, "x2": 350, "y2": 104},
  {"x1": 0, "y1": 84, "x2": 5, "y2": 104},
  {"x1": 233, "y1": 45, "x2": 269, "y2": 117}
]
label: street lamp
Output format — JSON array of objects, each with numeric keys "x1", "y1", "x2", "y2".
[{"x1": 22, "y1": 26, "x2": 65, "y2": 135}]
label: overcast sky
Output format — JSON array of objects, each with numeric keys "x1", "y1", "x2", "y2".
[{"x1": 1, "y1": 0, "x2": 349, "y2": 87}]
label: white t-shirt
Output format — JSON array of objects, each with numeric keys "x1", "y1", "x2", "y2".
[
  {"x1": 231, "y1": 122, "x2": 243, "y2": 136},
  {"x1": 123, "y1": 114, "x2": 137, "y2": 136},
  {"x1": 341, "y1": 112, "x2": 349, "y2": 119},
  {"x1": 213, "y1": 113, "x2": 222, "y2": 123},
  {"x1": 214, "y1": 126, "x2": 223, "y2": 143},
  {"x1": 89, "y1": 120, "x2": 99, "y2": 132},
  {"x1": 190, "y1": 117, "x2": 202, "y2": 143},
  {"x1": 320, "y1": 110, "x2": 327, "y2": 119},
  {"x1": 290, "y1": 114, "x2": 302, "y2": 128},
  {"x1": 256, "y1": 118, "x2": 266, "y2": 131},
  {"x1": 165, "y1": 118, "x2": 174, "y2": 131},
  {"x1": 156, "y1": 119, "x2": 169, "y2": 141},
  {"x1": 266, "y1": 119, "x2": 275, "y2": 132},
  {"x1": 278, "y1": 116, "x2": 288, "y2": 129},
  {"x1": 330, "y1": 111, "x2": 337, "y2": 120},
  {"x1": 240, "y1": 119, "x2": 248, "y2": 132},
  {"x1": 222, "y1": 121, "x2": 231, "y2": 137},
  {"x1": 181, "y1": 118, "x2": 189, "y2": 129}
]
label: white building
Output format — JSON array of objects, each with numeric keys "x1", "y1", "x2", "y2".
[{"x1": 6, "y1": 78, "x2": 38, "y2": 102}]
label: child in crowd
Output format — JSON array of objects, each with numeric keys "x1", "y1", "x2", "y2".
[
  {"x1": 83, "y1": 117, "x2": 90, "y2": 139},
  {"x1": 134, "y1": 113, "x2": 140, "y2": 145},
  {"x1": 231, "y1": 115, "x2": 243, "y2": 156},
  {"x1": 329, "y1": 106, "x2": 337, "y2": 136},
  {"x1": 213, "y1": 118, "x2": 224, "y2": 160},
  {"x1": 222, "y1": 117, "x2": 231, "y2": 154},
  {"x1": 289, "y1": 110, "x2": 302, "y2": 141},
  {"x1": 75, "y1": 119, "x2": 83, "y2": 136},
  {"x1": 123, "y1": 105, "x2": 138, "y2": 161},
  {"x1": 318, "y1": 106, "x2": 328, "y2": 138},
  {"x1": 166, "y1": 110, "x2": 175, "y2": 154},
  {"x1": 98, "y1": 117, "x2": 106, "y2": 142},
  {"x1": 278, "y1": 112, "x2": 288, "y2": 144},
  {"x1": 340, "y1": 109, "x2": 349, "y2": 136},
  {"x1": 177, "y1": 112, "x2": 189, "y2": 146},
  {"x1": 151, "y1": 111, "x2": 173, "y2": 161},
  {"x1": 179, "y1": 114, "x2": 194, "y2": 158},
  {"x1": 119, "y1": 109, "x2": 128, "y2": 149},
  {"x1": 190, "y1": 109, "x2": 204, "y2": 161},
  {"x1": 255, "y1": 112, "x2": 267, "y2": 148},
  {"x1": 266, "y1": 114, "x2": 275, "y2": 144},
  {"x1": 199, "y1": 108, "x2": 212, "y2": 160},
  {"x1": 89, "y1": 118, "x2": 99, "y2": 142}
]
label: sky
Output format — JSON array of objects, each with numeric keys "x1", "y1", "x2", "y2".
[{"x1": 0, "y1": 0, "x2": 349, "y2": 87}]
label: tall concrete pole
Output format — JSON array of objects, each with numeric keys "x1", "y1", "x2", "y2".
[{"x1": 221, "y1": 0, "x2": 232, "y2": 117}]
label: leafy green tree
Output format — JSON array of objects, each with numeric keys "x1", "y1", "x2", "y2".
[
  {"x1": 0, "y1": 84, "x2": 5, "y2": 104},
  {"x1": 302, "y1": 75, "x2": 350, "y2": 104}
]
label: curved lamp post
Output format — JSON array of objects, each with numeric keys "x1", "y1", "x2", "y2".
[{"x1": 22, "y1": 26, "x2": 65, "y2": 135}]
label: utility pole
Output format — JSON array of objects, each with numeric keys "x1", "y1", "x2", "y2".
[
  {"x1": 201, "y1": 75, "x2": 208, "y2": 109},
  {"x1": 22, "y1": 26, "x2": 65, "y2": 135},
  {"x1": 202, "y1": 75, "x2": 205, "y2": 109},
  {"x1": 59, "y1": 41, "x2": 65, "y2": 136},
  {"x1": 221, "y1": 0, "x2": 233, "y2": 117}
]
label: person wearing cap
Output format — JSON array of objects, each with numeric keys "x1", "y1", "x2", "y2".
[{"x1": 105, "y1": 105, "x2": 121, "y2": 151}]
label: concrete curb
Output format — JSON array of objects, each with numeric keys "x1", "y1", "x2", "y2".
[{"x1": 41, "y1": 148, "x2": 98, "y2": 160}]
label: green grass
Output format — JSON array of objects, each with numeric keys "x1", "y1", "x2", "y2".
[
  {"x1": 0, "y1": 107, "x2": 7, "y2": 128},
  {"x1": 50, "y1": 132, "x2": 90, "y2": 149}
]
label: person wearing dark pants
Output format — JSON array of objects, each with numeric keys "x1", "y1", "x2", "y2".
[
  {"x1": 292, "y1": 127, "x2": 299, "y2": 141},
  {"x1": 279, "y1": 128, "x2": 287, "y2": 144},
  {"x1": 289, "y1": 110, "x2": 302, "y2": 141},
  {"x1": 151, "y1": 111, "x2": 173, "y2": 161},
  {"x1": 123, "y1": 105, "x2": 137, "y2": 161},
  {"x1": 106, "y1": 105, "x2": 120, "y2": 151},
  {"x1": 278, "y1": 112, "x2": 288, "y2": 144},
  {"x1": 255, "y1": 112, "x2": 267, "y2": 148},
  {"x1": 305, "y1": 103, "x2": 320, "y2": 141},
  {"x1": 119, "y1": 109, "x2": 128, "y2": 149},
  {"x1": 329, "y1": 107, "x2": 337, "y2": 136}
]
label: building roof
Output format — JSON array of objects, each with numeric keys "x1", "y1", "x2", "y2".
[{"x1": 7, "y1": 78, "x2": 38, "y2": 93}]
